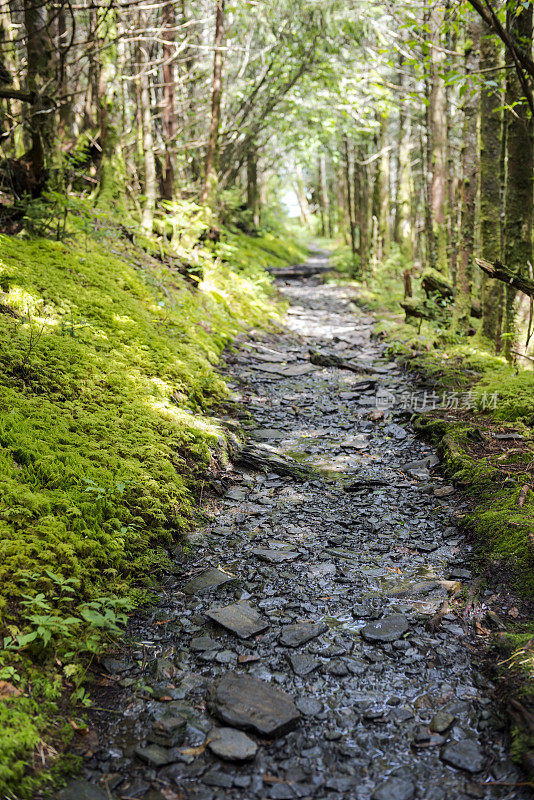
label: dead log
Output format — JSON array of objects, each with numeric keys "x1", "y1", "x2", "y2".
[
  {"x1": 234, "y1": 441, "x2": 315, "y2": 480},
  {"x1": 421, "y1": 268, "x2": 482, "y2": 317},
  {"x1": 475, "y1": 257, "x2": 534, "y2": 297},
  {"x1": 308, "y1": 349, "x2": 371, "y2": 373},
  {"x1": 400, "y1": 299, "x2": 435, "y2": 321}
]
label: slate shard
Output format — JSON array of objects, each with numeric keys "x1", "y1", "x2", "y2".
[
  {"x1": 57, "y1": 781, "x2": 109, "y2": 800},
  {"x1": 440, "y1": 739, "x2": 485, "y2": 773},
  {"x1": 287, "y1": 652, "x2": 319, "y2": 676},
  {"x1": 207, "y1": 727, "x2": 258, "y2": 761},
  {"x1": 212, "y1": 672, "x2": 300, "y2": 737},
  {"x1": 183, "y1": 567, "x2": 236, "y2": 595},
  {"x1": 361, "y1": 615, "x2": 409, "y2": 643},
  {"x1": 279, "y1": 622, "x2": 328, "y2": 647},
  {"x1": 252, "y1": 548, "x2": 300, "y2": 563},
  {"x1": 205, "y1": 601, "x2": 269, "y2": 639},
  {"x1": 372, "y1": 777, "x2": 415, "y2": 800},
  {"x1": 134, "y1": 743, "x2": 172, "y2": 767}
]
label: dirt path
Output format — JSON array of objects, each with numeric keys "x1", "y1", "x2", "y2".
[{"x1": 67, "y1": 257, "x2": 528, "y2": 800}]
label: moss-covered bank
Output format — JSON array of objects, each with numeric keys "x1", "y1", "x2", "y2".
[{"x1": 0, "y1": 211, "x2": 305, "y2": 796}]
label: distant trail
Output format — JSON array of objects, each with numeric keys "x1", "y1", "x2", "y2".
[{"x1": 69, "y1": 254, "x2": 528, "y2": 800}]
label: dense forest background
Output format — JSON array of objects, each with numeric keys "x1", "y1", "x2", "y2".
[{"x1": 1, "y1": 0, "x2": 534, "y2": 359}]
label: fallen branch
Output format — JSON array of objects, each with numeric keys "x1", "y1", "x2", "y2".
[
  {"x1": 475, "y1": 258, "x2": 534, "y2": 298},
  {"x1": 308, "y1": 349, "x2": 371, "y2": 373}
]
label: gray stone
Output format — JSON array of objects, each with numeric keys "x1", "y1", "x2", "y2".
[
  {"x1": 207, "y1": 727, "x2": 258, "y2": 761},
  {"x1": 279, "y1": 622, "x2": 328, "y2": 647},
  {"x1": 296, "y1": 697, "x2": 322, "y2": 716},
  {"x1": 57, "y1": 780, "x2": 109, "y2": 800},
  {"x1": 212, "y1": 672, "x2": 300, "y2": 736},
  {"x1": 190, "y1": 634, "x2": 221, "y2": 651},
  {"x1": 440, "y1": 740, "x2": 485, "y2": 773},
  {"x1": 149, "y1": 715, "x2": 187, "y2": 747},
  {"x1": 135, "y1": 743, "x2": 173, "y2": 767},
  {"x1": 308, "y1": 562, "x2": 337, "y2": 578},
  {"x1": 249, "y1": 363, "x2": 318, "y2": 377},
  {"x1": 372, "y1": 777, "x2": 415, "y2": 800},
  {"x1": 206, "y1": 601, "x2": 269, "y2": 639},
  {"x1": 252, "y1": 548, "x2": 300, "y2": 563},
  {"x1": 434, "y1": 485, "x2": 455, "y2": 497},
  {"x1": 202, "y1": 769, "x2": 234, "y2": 788},
  {"x1": 361, "y1": 615, "x2": 409, "y2": 643},
  {"x1": 288, "y1": 652, "x2": 319, "y2": 676},
  {"x1": 269, "y1": 784, "x2": 295, "y2": 799},
  {"x1": 183, "y1": 567, "x2": 236, "y2": 595},
  {"x1": 430, "y1": 711, "x2": 455, "y2": 733}
]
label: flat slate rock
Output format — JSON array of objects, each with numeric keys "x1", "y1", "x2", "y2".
[
  {"x1": 372, "y1": 777, "x2": 415, "y2": 800},
  {"x1": 361, "y1": 615, "x2": 409, "y2": 643},
  {"x1": 207, "y1": 727, "x2": 258, "y2": 761},
  {"x1": 251, "y1": 428, "x2": 287, "y2": 440},
  {"x1": 135, "y1": 743, "x2": 173, "y2": 767},
  {"x1": 295, "y1": 696, "x2": 322, "y2": 716},
  {"x1": 249, "y1": 363, "x2": 318, "y2": 377},
  {"x1": 308, "y1": 562, "x2": 337, "y2": 578},
  {"x1": 440, "y1": 739, "x2": 485, "y2": 773},
  {"x1": 57, "y1": 781, "x2": 109, "y2": 800},
  {"x1": 183, "y1": 567, "x2": 236, "y2": 595},
  {"x1": 279, "y1": 622, "x2": 328, "y2": 647},
  {"x1": 190, "y1": 634, "x2": 221, "y2": 651},
  {"x1": 252, "y1": 548, "x2": 300, "y2": 563},
  {"x1": 205, "y1": 601, "x2": 269, "y2": 639},
  {"x1": 212, "y1": 672, "x2": 300, "y2": 737},
  {"x1": 287, "y1": 652, "x2": 319, "y2": 676},
  {"x1": 430, "y1": 711, "x2": 455, "y2": 733}
]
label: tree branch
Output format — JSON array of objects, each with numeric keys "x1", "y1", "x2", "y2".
[{"x1": 475, "y1": 258, "x2": 534, "y2": 297}]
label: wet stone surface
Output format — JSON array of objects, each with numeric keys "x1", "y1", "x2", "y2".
[{"x1": 77, "y1": 257, "x2": 528, "y2": 799}]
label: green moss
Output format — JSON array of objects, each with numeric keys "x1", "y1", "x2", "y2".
[{"x1": 0, "y1": 208, "x2": 298, "y2": 795}]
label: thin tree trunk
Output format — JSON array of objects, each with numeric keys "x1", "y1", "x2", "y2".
[
  {"x1": 139, "y1": 12, "x2": 157, "y2": 233},
  {"x1": 379, "y1": 117, "x2": 390, "y2": 258},
  {"x1": 319, "y1": 154, "x2": 329, "y2": 237},
  {"x1": 479, "y1": 31, "x2": 503, "y2": 347},
  {"x1": 343, "y1": 137, "x2": 357, "y2": 267},
  {"x1": 162, "y1": 0, "x2": 177, "y2": 201},
  {"x1": 392, "y1": 55, "x2": 405, "y2": 246},
  {"x1": 23, "y1": 0, "x2": 54, "y2": 185},
  {"x1": 246, "y1": 142, "x2": 260, "y2": 226},
  {"x1": 355, "y1": 146, "x2": 370, "y2": 279},
  {"x1": 502, "y1": 3, "x2": 533, "y2": 359},
  {"x1": 201, "y1": 0, "x2": 225, "y2": 205},
  {"x1": 429, "y1": 1, "x2": 448, "y2": 273},
  {"x1": 453, "y1": 16, "x2": 481, "y2": 334}
]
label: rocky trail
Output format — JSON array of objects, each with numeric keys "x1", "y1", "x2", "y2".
[{"x1": 67, "y1": 255, "x2": 530, "y2": 800}]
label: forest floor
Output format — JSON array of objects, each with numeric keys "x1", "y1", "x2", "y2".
[{"x1": 59, "y1": 253, "x2": 532, "y2": 800}]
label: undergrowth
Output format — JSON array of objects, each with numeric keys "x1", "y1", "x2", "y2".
[{"x1": 0, "y1": 199, "x2": 305, "y2": 796}]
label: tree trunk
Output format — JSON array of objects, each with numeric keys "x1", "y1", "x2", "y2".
[
  {"x1": 502, "y1": 3, "x2": 533, "y2": 359},
  {"x1": 246, "y1": 143, "x2": 260, "y2": 227},
  {"x1": 139, "y1": 12, "x2": 157, "y2": 234},
  {"x1": 23, "y1": 0, "x2": 54, "y2": 185},
  {"x1": 343, "y1": 137, "x2": 357, "y2": 267},
  {"x1": 392, "y1": 55, "x2": 405, "y2": 246},
  {"x1": 161, "y1": 0, "x2": 177, "y2": 201},
  {"x1": 453, "y1": 16, "x2": 481, "y2": 334},
  {"x1": 379, "y1": 118, "x2": 390, "y2": 258},
  {"x1": 479, "y1": 31, "x2": 503, "y2": 347},
  {"x1": 319, "y1": 154, "x2": 329, "y2": 237},
  {"x1": 355, "y1": 146, "x2": 370, "y2": 279},
  {"x1": 201, "y1": 0, "x2": 225, "y2": 205},
  {"x1": 429, "y1": 2, "x2": 448, "y2": 273}
]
